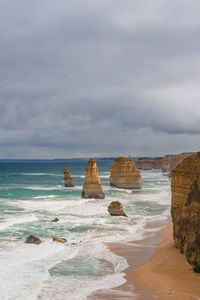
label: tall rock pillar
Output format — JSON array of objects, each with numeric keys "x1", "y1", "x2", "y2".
[
  {"x1": 63, "y1": 167, "x2": 74, "y2": 187},
  {"x1": 82, "y1": 159, "x2": 105, "y2": 199}
]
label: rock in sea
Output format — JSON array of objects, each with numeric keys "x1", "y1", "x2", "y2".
[
  {"x1": 63, "y1": 167, "x2": 74, "y2": 187},
  {"x1": 152, "y1": 157, "x2": 163, "y2": 169},
  {"x1": 171, "y1": 152, "x2": 200, "y2": 271},
  {"x1": 108, "y1": 201, "x2": 127, "y2": 217},
  {"x1": 82, "y1": 159, "x2": 105, "y2": 199},
  {"x1": 26, "y1": 235, "x2": 42, "y2": 245},
  {"x1": 110, "y1": 156, "x2": 142, "y2": 189},
  {"x1": 51, "y1": 217, "x2": 59, "y2": 222},
  {"x1": 135, "y1": 157, "x2": 152, "y2": 170},
  {"x1": 53, "y1": 236, "x2": 67, "y2": 243}
]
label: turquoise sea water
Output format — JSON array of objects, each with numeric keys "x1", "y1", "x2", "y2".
[{"x1": 0, "y1": 158, "x2": 171, "y2": 299}]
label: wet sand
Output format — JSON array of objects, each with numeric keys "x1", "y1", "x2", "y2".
[{"x1": 88, "y1": 221, "x2": 200, "y2": 300}]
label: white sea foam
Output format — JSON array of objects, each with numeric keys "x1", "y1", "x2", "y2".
[
  {"x1": 33, "y1": 195, "x2": 56, "y2": 199},
  {"x1": 0, "y1": 215, "x2": 38, "y2": 231},
  {"x1": 24, "y1": 185, "x2": 63, "y2": 191},
  {"x1": 20, "y1": 173, "x2": 63, "y2": 177},
  {"x1": 0, "y1": 241, "x2": 78, "y2": 300},
  {"x1": 39, "y1": 242, "x2": 128, "y2": 300},
  {"x1": 12, "y1": 198, "x2": 92, "y2": 213}
]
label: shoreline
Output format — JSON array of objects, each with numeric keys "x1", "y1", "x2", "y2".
[
  {"x1": 88, "y1": 220, "x2": 200, "y2": 300},
  {"x1": 134, "y1": 222, "x2": 200, "y2": 300},
  {"x1": 88, "y1": 219, "x2": 168, "y2": 299}
]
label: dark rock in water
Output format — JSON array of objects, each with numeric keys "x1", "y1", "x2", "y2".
[
  {"x1": 51, "y1": 217, "x2": 59, "y2": 222},
  {"x1": 53, "y1": 236, "x2": 67, "y2": 243},
  {"x1": 26, "y1": 235, "x2": 42, "y2": 245},
  {"x1": 108, "y1": 201, "x2": 127, "y2": 217}
]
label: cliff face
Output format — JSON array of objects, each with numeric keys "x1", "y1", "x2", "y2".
[
  {"x1": 171, "y1": 152, "x2": 200, "y2": 270},
  {"x1": 135, "y1": 157, "x2": 152, "y2": 170},
  {"x1": 63, "y1": 167, "x2": 74, "y2": 187},
  {"x1": 110, "y1": 156, "x2": 142, "y2": 189},
  {"x1": 152, "y1": 157, "x2": 163, "y2": 169},
  {"x1": 82, "y1": 159, "x2": 105, "y2": 199},
  {"x1": 162, "y1": 153, "x2": 193, "y2": 175}
]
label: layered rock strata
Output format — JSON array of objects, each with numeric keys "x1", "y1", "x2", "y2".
[
  {"x1": 152, "y1": 157, "x2": 163, "y2": 169},
  {"x1": 135, "y1": 157, "x2": 152, "y2": 170},
  {"x1": 110, "y1": 156, "x2": 142, "y2": 189},
  {"x1": 162, "y1": 153, "x2": 193, "y2": 175},
  {"x1": 171, "y1": 152, "x2": 200, "y2": 270},
  {"x1": 108, "y1": 201, "x2": 127, "y2": 217},
  {"x1": 63, "y1": 167, "x2": 74, "y2": 187},
  {"x1": 82, "y1": 159, "x2": 105, "y2": 199}
]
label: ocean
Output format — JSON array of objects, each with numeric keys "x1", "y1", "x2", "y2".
[{"x1": 0, "y1": 158, "x2": 171, "y2": 300}]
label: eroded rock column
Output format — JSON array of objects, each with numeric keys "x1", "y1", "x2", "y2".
[
  {"x1": 82, "y1": 159, "x2": 105, "y2": 199},
  {"x1": 63, "y1": 167, "x2": 74, "y2": 187}
]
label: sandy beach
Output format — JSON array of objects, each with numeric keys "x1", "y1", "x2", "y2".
[
  {"x1": 134, "y1": 222, "x2": 200, "y2": 300},
  {"x1": 89, "y1": 221, "x2": 200, "y2": 300}
]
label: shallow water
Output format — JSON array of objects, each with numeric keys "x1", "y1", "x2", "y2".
[{"x1": 0, "y1": 159, "x2": 171, "y2": 299}]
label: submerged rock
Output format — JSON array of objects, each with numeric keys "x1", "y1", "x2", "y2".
[
  {"x1": 171, "y1": 152, "x2": 200, "y2": 270},
  {"x1": 53, "y1": 236, "x2": 67, "y2": 243},
  {"x1": 110, "y1": 156, "x2": 142, "y2": 189},
  {"x1": 26, "y1": 235, "x2": 42, "y2": 245},
  {"x1": 135, "y1": 157, "x2": 152, "y2": 170},
  {"x1": 63, "y1": 167, "x2": 74, "y2": 187},
  {"x1": 51, "y1": 217, "x2": 59, "y2": 222},
  {"x1": 108, "y1": 201, "x2": 127, "y2": 217},
  {"x1": 82, "y1": 159, "x2": 105, "y2": 199}
]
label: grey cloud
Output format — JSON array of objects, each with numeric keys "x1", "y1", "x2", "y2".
[{"x1": 0, "y1": 0, "x2": 200, "y2": 158}]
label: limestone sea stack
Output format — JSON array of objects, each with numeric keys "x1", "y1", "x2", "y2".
[
  {"x1": 63, "y1": 167, "x2": 74, "y2": 187},
  {"x1": 171, "y1": 152, "x2": 200, "y2": 271},
  {"x1": 110, "y1": 156, "x2": 142, "y2": 189},
  {"x1": 135, "y1": 157, "x2": 152, "y2": 170},
  {"x1": 82, "y1": 159, "x2": 105, "y2": 199},
  {"x1": 108, "y1": 201, "x2": 127, "y2": 217},
  {"x1": 162, "y1": 152, "x2": 193, "y2": 175},
  {"x1": 152, "y1": 157, "x2": 163, "y2": 169}
]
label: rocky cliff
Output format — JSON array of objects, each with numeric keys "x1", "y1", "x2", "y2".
[
  {"x1": 63, "y1": 167, "x2": 74, "y2": 187},
  {"x1": 171, "y1": 152, "x2": 200, "y2": 271},
  {"x1": 152, "y1": 157, "x2": 163, "y2": 169},
  {"x1": 82, "y1": 159, "x2": 105, "y2": 199},
  {"x1": 110, "y1": 156, "x2": 142, "y2": 189},
  {"x1": 135, "y1": 157, "x2": 152, "y2": 170},
  {"x1": 162, "y1": 153, "x2": 193, "y2": 175}
]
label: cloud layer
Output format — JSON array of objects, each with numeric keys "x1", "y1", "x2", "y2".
[{"x1": 0, "y1": 0, "x2": 200, "y2": 158}]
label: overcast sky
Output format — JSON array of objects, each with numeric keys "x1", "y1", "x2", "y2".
[{"x1": 0, "y1": 0, "x2": 200, "y2": 158}]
